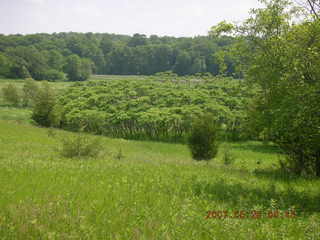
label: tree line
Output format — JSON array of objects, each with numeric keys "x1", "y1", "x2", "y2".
[{"x1": 0, "y1": 32, "x2": 238, "y2": 81}]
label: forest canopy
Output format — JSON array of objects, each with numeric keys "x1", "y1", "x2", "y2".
[{"x1": 0, "y1": 32, "x2": 238, "y2": 81}]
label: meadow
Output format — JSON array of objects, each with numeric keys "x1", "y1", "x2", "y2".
[{"x1": 0, "y1": 78, "x2": 319, "y2": 239}]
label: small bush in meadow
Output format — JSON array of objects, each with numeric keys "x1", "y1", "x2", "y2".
[
  {"x1": 187, "y1": 114, "x2": 219, "y2": 161},
  {"x1": 59, "y1": 132, "x2": 102, "y2": 159},
  {"x1": 31, "y1": 81, "x2": 55, "y2": 127},
  {"x1": 2, "y1": 83, "x2": 20, "y2": 106}
]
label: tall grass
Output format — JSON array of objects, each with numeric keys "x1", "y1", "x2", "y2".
[{"x1": 0, "y1": 120, "x2": 319, "y2": 239}]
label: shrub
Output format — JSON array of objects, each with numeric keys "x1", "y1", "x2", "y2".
[
  {"x1": 187, "y1": 114, "x2": 219, "y2": 161},
  {"x1": 2, "y1": 83, "x2": 20, "y2": 106},
  {"x1": 272, "y1": 87, "x2": 320, "y2": 177},
  {"x1": 22, "y1": 78, "x2": 39, "y2": 107},
  {"x1": 31, "y1": 81, "x2": 56, "y2": 127},
  {"x1": 59, "y1": 132, "x2": 102, "y2": 159}
]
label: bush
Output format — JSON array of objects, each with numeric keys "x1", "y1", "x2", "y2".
[
  {"x1": 31, "y1": 82, "x2": 56, "y2": 127},
  {"x1": 22, "y1": 78, "x2": 39, "y2": 107},
  {"x1": 2, "y1": 83, "x2": 20, "y2": 106},
  {"x1": 187, "y1": 114, "x2": 219, "y2": 161},
  {"x1": 59, "y1": 132, "x2": 103, "y2": 159}
]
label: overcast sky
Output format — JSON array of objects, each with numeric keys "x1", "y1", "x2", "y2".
[{"x1": 0, "y1": 0, "x2": 263, "y2": 37}]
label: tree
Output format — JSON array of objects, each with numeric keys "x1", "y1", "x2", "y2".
[
  {"x1": 5, "y1": 46, "x2": 48, "y2": 80},
  {"x1": 232, "y1": 0, "x2": 320, "y2": 176},
  {"x1": 46, "y1": 50, "x2": 64, "y2": 71},
  {"x1": 190, "y1": 57, "x2": 207, "y2": 75},
  {"x1": 0, "y1": 53, "x2": 12, "y2": 78},
  {"x1": 64, "y1": 55, "x2": 92, "y2": 81},
  {"x1": 173, "y1": 51, "x2": 192, "y2": 75},
  {"x1": 209, "y1": 21, "x2": 235, "y2": 38},
  {"x1": 307, "y1": 0, "x2": 320, "y2": 17},
  {"x1": 100, "y1": 37, "x2": 114, "y2": 55},
  {"x1": 297, "y1": 0, "x2": 320, "y2": 18},
  {"x1": 128, "y1": 33, "x2": 147, "y2": 47}
]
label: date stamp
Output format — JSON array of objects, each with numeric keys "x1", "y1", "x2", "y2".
[{"x1": 205, "y1": 210, "x2": 296, "y2": 219}]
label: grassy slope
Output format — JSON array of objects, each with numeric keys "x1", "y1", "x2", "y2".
[
  {"x1": 0, "y1": 78, "x2": 319, "y2": 239},
  {"x1": 0, "y1": 120, "x2": 319, "y2": 240}
]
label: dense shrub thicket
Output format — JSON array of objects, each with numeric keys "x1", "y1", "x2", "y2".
[{"x1": 51, "y1": 76, "x2": 254, "y2": 143}]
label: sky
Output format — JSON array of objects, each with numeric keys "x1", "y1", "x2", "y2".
[{"x1": 0, "y1": 0, "x2": 263, "y2": 37}]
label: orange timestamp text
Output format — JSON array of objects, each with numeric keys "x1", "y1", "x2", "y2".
[{"x1": 205, "y1": 210, "x2": 296, "y2": 219}]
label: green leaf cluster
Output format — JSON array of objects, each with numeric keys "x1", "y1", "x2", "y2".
[{"x1": 52, "y1": 76, "x2": 253, "y2": 142}]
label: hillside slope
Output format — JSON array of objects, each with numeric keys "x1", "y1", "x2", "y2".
[{"x1": 0, "y1": 120, "x2": 319, "y2": 239}]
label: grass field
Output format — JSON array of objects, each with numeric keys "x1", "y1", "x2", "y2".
[
  {"x1": 0, "y1": 78, "x2": 319, "y2": 239},
  {"x1": 0, "y1": 78, "x2": 73, "y2": 93},
  {"x1": 0, "y1": 121, "x2": 320, "y2": 239}
]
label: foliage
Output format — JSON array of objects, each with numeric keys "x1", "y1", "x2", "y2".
[
  {"x1": 0, "y1": 53, "x2": 13, "y2": 78},
  {"x1": 59, "y1": 132, "x2": 102, "y2": 159},
  {"x1": 64, "y1": 55, "x2": 92, "y2": 81},
  {"x1": 53, "y1": 76, "x2": 253, "y2": 142},
  {"x1": 230, "y1": 0, "x2": 320, "y2": 176},
  {"x1": 22, "y1": 78, "x2": 39, "y2": 107},
  {"x1": 187, "y1": 114, "x2": 220, "y2": 161},
  {"x1": 209, "y1": 21, "x2": 235, "y2": 37},
  {"x1": 42, "y1": 69, "x2": 66, "y2": 82},
  {"x1": 1, "y1": 120, "x2": 320, "y2": 239},
  {"x1": 31, "y1": 82, "x2": 56, "y2": 127},
  {"x1": 0, "y1": 32, "x2": 239, "y2": 77},
  {"x1": 1, "y1": 83, "x2": 20, "y2": 106}
]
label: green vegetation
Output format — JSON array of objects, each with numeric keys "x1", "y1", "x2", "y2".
[
  {"x1": 1, "y1": 83, "x2": 20, "y2": 106},
  {"x1": 58, "y1": 131, "x2": 103, "y2": 159},
  {"x1": 0, "y1": 0, "x2": 319, "y2": 238},
  {"x1": 21, "y1": 78, "x2": 39, "y2": 107},
  {"x1": 0, "y1": 31, "x2": 238, "y2": 80},
  {"x1": 0, "y1": 107, "x2": 32, "y2": 123},
  {"x1": 187, "y1": 114, "x2": 220, "y2": 161},
  {"x1": 212, "y1": 0, "x2": 320, "y2": 177},
  {"x1": 221, "y1": 143, "x2": 237, "y2": 166},
  {"x1": 0, "y1": 120, "x2": 319, "y2": 239},
  {"x1": 64, "y1": 54, "x2": 92, "y2": 82},
  {"x1": 50, "y1": 76, "x2": 253, "y2": 142},
  {"x1": 31, "y1": 81, "x2": 56, "y2": 127}
]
